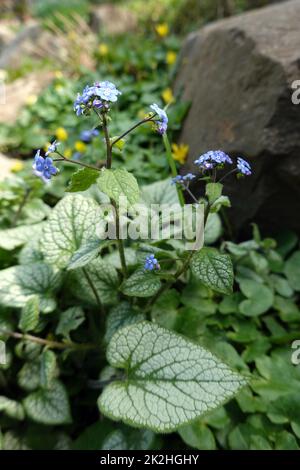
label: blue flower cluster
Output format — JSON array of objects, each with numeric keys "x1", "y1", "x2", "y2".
[
  {"x1": 33, "y1": 150, "x2": 58, "y2": 183},
  {"x1": 80, "y1": 129, "x2": 100, "y2": 143},
  {"x1": 74, "y1": 81, "x2": 121, "y2": 116},
  {"x1": 150, "y1": 103, "x2": 168, "y2": 135},
  {"x1": 171, "y1": 173, "x2": 195, "y2": 185},
  {"x1": 194, "y1": 150, "x2": 233, "y2": 169},
  {"x1": 144, "y1": 254, "x2": 160, "y2": 271},
  {"x1": 237, "y1": 157, "x2": 252, "y2": 176},
  {"x1": 194, "y1": 150, "x2": 252, "y2": 177}
]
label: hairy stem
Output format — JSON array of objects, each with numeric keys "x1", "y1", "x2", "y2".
[
  {"x1": 112, "y1": 200, "x2": 128, "y2": 278},
  {"x1": 145, "y1": 203, "x2": 211, "y2": 312},
  {"x1": 12, "y1": 187, "x2": 31, "y2": 226},
  {"x1": 110, "y1": 116, "x2": 154, "y2": 148},
  {"x1": 55, "y1": 152, "x2": 102, "y2": 172},
  {"x1": 99, "y1": 113, "x2": 128, "y2": 277},
  {"x1": 102, "y1": 113, "x2": 112, "y2": 169},
  {"x1": 0, "y1": 329, "x2": 97, "y2": 351},
  {"x1": 163, "y1": 133, "x2": 185, "y2": 207},
  {"x1": 82, "y1": 267, "x2": 103, "y2": 313}
]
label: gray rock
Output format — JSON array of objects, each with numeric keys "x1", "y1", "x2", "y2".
[
  {"x1": 90, "y1": 4, "x2": 137, "y2": 35},
  {"x1": 175, "y1": 0, "x2": 300, "y2": 234}
]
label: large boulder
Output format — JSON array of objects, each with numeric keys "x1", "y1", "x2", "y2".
[{"x1": 175, "y1": 0, "x2": 300, "y2": 235}]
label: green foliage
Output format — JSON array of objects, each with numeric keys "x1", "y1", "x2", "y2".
[
  {"x1": 99, "y1": 322, "x2": 246, "y2": 432},
  {"x1": 0, "y1": 11, "x2": 299, "y2": 451}
]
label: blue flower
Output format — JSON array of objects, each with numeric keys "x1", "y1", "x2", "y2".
[
  {"x1": 171, "y1": 175, "x2": 184, "y2": 185},
  {"x1": 150, "y1": 103, "x2": 168, "y2": 135},
  {"x1": 171, "y1": 173, "x2": 195, "y2": 185},
  {"x1": 94, "y1": 81, "x2": 121, "y2": 102},
  {"x1": 183, "y1": 173, "x2": 196, "y2": 182},
  {"x1": 32, "y1": 150, "x2": 58, "y2": 183},
  {"x1": 194, "y1": 150, "x2": 232, "y2": 170},
  {"x1": 45, "y1": 140, "x2": 60, "y2": 156},
  {"x1": 80, "y1": 129, "x2": 100, "y2": 143},
  {"x1": 237, "y1": 157, "x2": 252, "y2": 176},
  {"x1": 74, "y1": 81, "x2": 121, "y2": 116},
  {"x1": 144, "y1": 254, "x2": 160, "y2": 271}
]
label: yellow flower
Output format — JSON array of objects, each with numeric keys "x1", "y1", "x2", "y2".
[
  {"x1": 11, "y1": 161, "x2": 24, "y2": 173},
  {"x1": 55, "y1": 127, "x2": 68, "y2": 141},
  {"x1": 54, "y1": 70, "x2": 63, "y2": 79},
  {"x1": 26, "y1": 94, "x2": 37, "y2": 106},
  {"x1": 155, "y1": 23, "x2": 169, "y2": 38},
  {"x1": 172, "y1": 143, "x2": 189, "y2": 164},
  {"x1": 64, "y1": 148, "x2": 72, "y2": 159},
  {"x1": 74, "y1": 141, "x2": 87, "y2": 153},
  {"x1": 98, "y1": 43, "x2": 109, "y2": 56},
  {"x1": 55, "y1": 84, "x2": 63, "y2": 92},
  {"x1": 162, "y1": 88, "x2": 175, "y2": 105},
  {"x1": 166, "y1": 51, "x2": 177, "y2": 66}
]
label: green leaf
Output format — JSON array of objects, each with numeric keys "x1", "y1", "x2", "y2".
[
  {"x1": 0, "y1": 396, "x2": 25, "y2": 420},
  {"x1": 56, "y1": 307, "x2": 85, "y2": 338},
  {"x1": 284, "y1": 251, "x2": 300, "y2": 291},
  {"x1": 238, "y1": 280, "x2": 274, "y2": 316},
  {"x1": 40, "y1": 350, "x2": 57, "y2": 388},
  {"x1": 18, "y1": 296, "x2": 39, "y2": 332},
  {"x1": 72, "y1": 420, "x2": 114, "y2": 450},
  {"x1": 71, "y1": 258, "x2": 119, "y2": 306},
  {"x1": 141, "y1": 178, "x2": 178, "y2": 205},
  {"x1": 178, "y1": 421, "x2": 216, "y2": 450},
  {"x1": 204, "y1": 213, "x2": 222, "y2": 245},
  {"x1": 210, "y1": 195, "x2": 231, "y2": 214},
  {"x1": 270, "y1": 274, "x2": 294, "y2": 298},
  {"x1": 66, "y1": 167, "x2": 99, "y2": 193},
  {"x1": 0, "y1": 263, "x2": 61, "y2": 313},
  {"x1": 18, "y1": 362, "x2": 40, "y2": 391},
  {"x1": 67, "y1": 240, "x2": 101, "y2": 270},
  {"x1": 105, "y1": 302, "x2": 145, "y2": 343},
  {"x1": 41, "y1": 195, "x2": 104, "y2": 269},
  {"x1": 102, "y1": 428, "x2": 155, "y2": 451},
  {"x1": 0, "y1": 223, "x2": 44, "y2": 251},
  {"x1": 98, "y1": 322, "x2": 246, "y2": 433},
  {"x1": 120, "y1": 269, "x2": 161, "y2": 298},
  {"x1": 205, "y1": 182, "x2": 223, "y2": 205},
  {"x1": 191, "y1": 247, "x2": 233, "y2": 294},
  {"x1": 275, "y1": 431, "x2": 299, "y2": 450},
  {"x1": 23, "y1": 381, "x2": 71, "y2": 425},
  {"x1": 98, "y1": 168, "x2": 140, "y2": 207}
]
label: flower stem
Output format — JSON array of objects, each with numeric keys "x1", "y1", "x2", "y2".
[
  {"x1": 82, "y1": 267, "x2": 103, "y2": 313},
  {"x1": 54, "y1": 152, "x2": 102, "y2": 172},
  {"x1": 99, "y1": 113, "x2": 128, "y2": 278},
  {"x1": 163, "y1": 133, "x2": 185, "y2": 207},
  {"x1": 112, "y1": 200, "x2": 128, "y2": 278},
  {"x1": 102, "y1": 113, "x2": 112, "y2": 169},
  {"x1": 110, "y1": 116, "x2": 154, "y2": 148},
  {"x1": 0, "y1": 329, "x2": 97, "y2": 351},
  {"x1": 145, "y1": 203, "x2": 211, "y2": 312}
]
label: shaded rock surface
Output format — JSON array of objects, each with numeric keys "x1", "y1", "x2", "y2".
[
  {"x1": 175, "y1": 0, "x2": 300, "y2": 234},
  {"x1": 90, "y1": 4, "x2": 137, "y2": 35}
]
